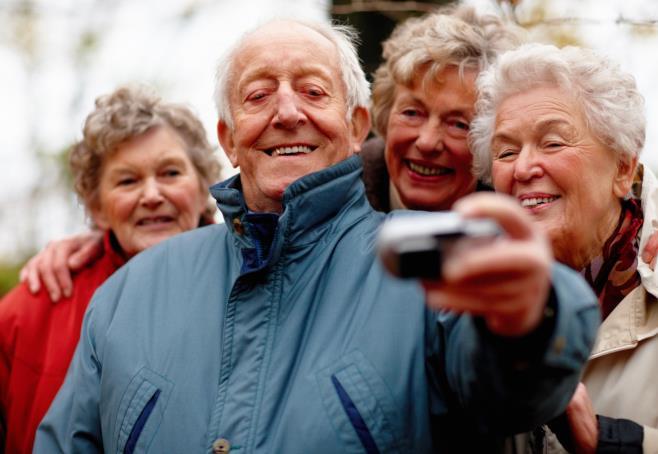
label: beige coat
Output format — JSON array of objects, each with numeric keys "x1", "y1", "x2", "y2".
[
  {"x1": 582, "y1": 167, "x2": 658, "y2": 453},
  {"x1": 583, "y1": 286, "x2": 658, "y2": 453},
  {"x1": 521, "y1": 167, "x2": 658, "y2": 454}
]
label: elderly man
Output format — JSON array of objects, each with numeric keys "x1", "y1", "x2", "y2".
[{"x1": 35, "y1": 19, "x2": 598, "y2": 453}]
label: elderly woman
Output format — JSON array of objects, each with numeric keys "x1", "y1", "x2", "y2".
[
  {"x1": 0, "y1": 85, "x2": 220, "y2": 453},
  {"x1": 471, "y1": 43, "x2": 657, "y2": 453},
  {"x1": 361, "y1": 4, "x2": 523, "y2": 212}
]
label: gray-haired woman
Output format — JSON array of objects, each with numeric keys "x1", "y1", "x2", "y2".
[
  {"x1": 0, "y1": 85, "x2": 220, "y2": 453},
  {"x1": 471, "y1": 43, "x2": 657, "y2": 453}
]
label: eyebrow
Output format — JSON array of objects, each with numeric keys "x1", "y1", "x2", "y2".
[
  {"x1": 237, "y1": 63, "x2": 334, "y2": 92},
  {"x1": 533, "y1": 118, "x2": 574, "y2": 134},
  {"x1": 394, "y1": 94, "x2": 473, "y2": 117},
  {"x1": 105, "y1": 154, "x2": 188, "y2": 175},
  {"x1": 493, "y1": 117, "x2": 573, "y2": 141}
]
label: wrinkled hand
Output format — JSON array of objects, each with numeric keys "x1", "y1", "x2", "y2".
[
  {"x1": 19, "y1": 230, "x2": 104, "y2": 302},
  {"x1": 422, "y1": 193, "x2": 552, "y2": 337},
  {"x1": 565, "y1": 383, "x2": 598, "y2": 454},
  {"x1": 642, "y1": 230, "x2": 658, "y2": 270}
]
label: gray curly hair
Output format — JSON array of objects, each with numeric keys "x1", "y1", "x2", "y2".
[
  {"x1": 470, "y1": 43, "x2": 646, "y2": 184},
  {"x1": 371, "y1": 4, "x2": 524, "y2": 137},
  {"x1": 70, "y1": 85, "x2": 221, "y2": 221}
]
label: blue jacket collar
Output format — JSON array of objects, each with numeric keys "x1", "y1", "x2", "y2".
[{"x1": 210, "y1": 155, "x2": 368, "y2": 274}]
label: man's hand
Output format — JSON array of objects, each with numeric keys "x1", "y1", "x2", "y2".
[
  {"x1": 565, "y1": 383, "x2": 598, "y2": 454},
  {"x1": 19, "y1": 230, "x2": 104, "y2": 302},
  {"x1": 422, "y1": 192, "x2": 552, "y2": 337}
]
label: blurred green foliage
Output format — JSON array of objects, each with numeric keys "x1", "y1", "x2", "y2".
[{"x1": 0, "y1": 261, "x2": 25, "y2": 298}]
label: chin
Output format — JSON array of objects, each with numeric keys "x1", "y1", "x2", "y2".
[
  {"x1": 404, "y1": 194, "x2": 452, "y2": 212},
  {"x1": 139, "y1": 234, "x2": 174, "y2": 251}
]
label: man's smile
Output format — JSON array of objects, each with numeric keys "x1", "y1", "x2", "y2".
[{"x1": 263, "y1": 145, "x2": 318, "y2": 156}]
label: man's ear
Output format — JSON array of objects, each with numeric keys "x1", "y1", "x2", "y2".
[
  {"x1": 217, "y1": 120, "x2": 239, "y2": 168},
  {"x1": 348, "y1": 106, "x2": 371, "y2": 154},
  {"x1": 613, "y1": 153, "x2": 639, "y2": 198}
]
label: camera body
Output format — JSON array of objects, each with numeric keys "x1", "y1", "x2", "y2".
[{"x1": 377, "y1": 212, "x2": 501, "y2": 279}]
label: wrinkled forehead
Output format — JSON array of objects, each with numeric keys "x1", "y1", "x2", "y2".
[{"x1": 229, "y1": 21, "x2": 341, "y2": 88}]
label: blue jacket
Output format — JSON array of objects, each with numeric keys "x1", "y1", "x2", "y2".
[{"x1": 35, "y1": 156, "x2": 598, "y2": 453}]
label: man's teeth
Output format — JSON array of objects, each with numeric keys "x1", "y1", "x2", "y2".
[
  {"x1": 273, "y1": 145, "x2": 313, "y2": 156},
  {"x1": 408, "y1": 162, "x2": 450, "y2": 176},
  {"x1": 520, "y1": 197, "x2": 558, "y2": 208}
]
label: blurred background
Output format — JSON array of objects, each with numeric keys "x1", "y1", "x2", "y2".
[{"x1": 1, "y1": 0, "x2": 657, "y2": 294}]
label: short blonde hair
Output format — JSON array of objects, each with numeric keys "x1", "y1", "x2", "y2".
[
  {"x1": 470, "y1": 43, "x2": 646, "y2": 184},
  {"x1": 70, "y1": 85, "x2": 221, "y2": 218},
  {"x1": 371, "y1": 4, "x2": 523, "y2": 137}
]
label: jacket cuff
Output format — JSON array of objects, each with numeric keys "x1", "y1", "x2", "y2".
[
  {"x1": 474, "y1": 288, "x2": 557, "y2": 369},
  {"x1": 597, "y1": 415, "x2": 643, "y2": 453}
]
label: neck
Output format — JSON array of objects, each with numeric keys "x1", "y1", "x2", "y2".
[
  {"x1": 246, "y1": 200, "x2": 283, "y2": 214},
  {"x1": 556, "y1": 201, "x2": 623, "y2": 270}
]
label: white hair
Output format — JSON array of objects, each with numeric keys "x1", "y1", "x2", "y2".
[
  {"x1": 470, "y1": 43, "x2": 646, "y2": 184},
  {"x1": 213, "y1": 19, "x2": 371, "y2": 130}
]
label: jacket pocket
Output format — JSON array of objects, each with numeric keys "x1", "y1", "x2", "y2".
[
  {"x1": 317, "y1": 351, "x2": 408, "y2": 454},
  {"x1": 115, "y1": 367, "x2": 174, "y2": 454}
]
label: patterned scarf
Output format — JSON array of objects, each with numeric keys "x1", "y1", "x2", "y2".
[{"x1": 580, "y1": 197, "x2": 644, "y2": 320}]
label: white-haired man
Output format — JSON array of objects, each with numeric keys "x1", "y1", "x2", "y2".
[{"x1": 35, "y1": 19, "x2": 598, "y2": 453}]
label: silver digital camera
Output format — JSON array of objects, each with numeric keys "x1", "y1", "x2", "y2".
[{"x1": 377, "y1": 212, "x2": 501, "y2": 279}]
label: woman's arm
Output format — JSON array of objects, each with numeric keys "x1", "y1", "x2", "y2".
[{"x1": 19, "y1": 231, "x2": 104, "y2": 302}]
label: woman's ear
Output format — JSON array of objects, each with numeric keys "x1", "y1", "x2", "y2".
[
  {"x1": 217, "y1": 120, "x2": 239, "y2": 168},
  {"x1": 90, "y1": 204, "x2": 110, "y2": 231},
  {"x1": 613, "y1": 153, "x2": 639, "y2": 198}
]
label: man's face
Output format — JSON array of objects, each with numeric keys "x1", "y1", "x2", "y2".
[{"x1": 218, "y1": 22, "x2": 369, "y2": 213}]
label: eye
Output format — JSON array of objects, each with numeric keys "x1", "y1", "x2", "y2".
[
  {"x1": 544, "y1": 141, "x2": 564, "y2": 149},
  {"x1": 495, "y1": 149, "x2": 518, "y2": 160},
  {"x1": 246, "y1": 90, "x2": 269, "y2": 102},
  {"x1": 162, "y1": 167, "x2": 182, "y2": 178},
  {"x1": 446, "y1": 118, "x2": 470, "y2": 137},
  {"x1": 117, "y1": 177, "x2": 136, "y2": 187},
  {"x1": 305, "y1": 86, "x2": 325, "y2": 98},
  {"x1": 400, "y1": 107, "x2": 428, "y2": 123}
]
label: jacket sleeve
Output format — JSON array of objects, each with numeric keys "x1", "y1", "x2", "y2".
[
  {"x1": 33, "y1": 298, "x2": 104, "y2": 453},
  {"x1": 0, "y1": 289, "x2": 18, "y2": 440},
  {"x1": 434, "y1": 262, "x2": 600, "y2": 436}
]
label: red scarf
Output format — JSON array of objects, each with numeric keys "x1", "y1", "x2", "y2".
[{"x1": 580, "y1": 198, "x2": 644, "y2": 320}]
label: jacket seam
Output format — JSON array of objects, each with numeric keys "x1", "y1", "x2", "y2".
[
  {"x1": 246, "y1": 259, "x2": 284, "y2": 451},
  {"x1": 206, "y1": 286, "x2": 238, "y2": 451}
]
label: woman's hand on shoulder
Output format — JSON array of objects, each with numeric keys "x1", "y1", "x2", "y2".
[
  {"x1": 19, "y1": 230, "x2": 104, "y2": 302},
  {"x1": 642, "y1": 230, "x2": 658, "y2": 270}
]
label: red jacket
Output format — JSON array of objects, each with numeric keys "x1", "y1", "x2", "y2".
[{"x1": 0, "y1": 232, "x2": 125, "y2": 454}]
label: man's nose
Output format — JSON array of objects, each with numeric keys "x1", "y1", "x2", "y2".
[
  {"x1": 415, "y1": 119, "x2": 444, "y2": 154},
  {"x1": 140, "y1": 178, "x2": 165, "y2": 207},
  {"x1": 272, "y1": 86, "x2": 306, "y2": 129},
  {"x1": 513, "y1": 147, "x2": 544, "y2": 181}
]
